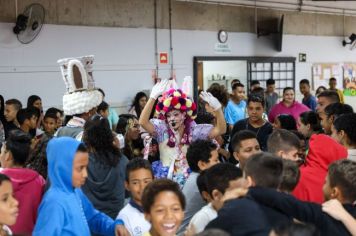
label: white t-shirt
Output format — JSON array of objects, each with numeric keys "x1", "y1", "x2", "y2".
[
  {"x1": 188, "y1": 203, "x2": 217, "y2": 233},
  {"x1": 117, "y1": 201, "x2": 151, "y2": 236}
]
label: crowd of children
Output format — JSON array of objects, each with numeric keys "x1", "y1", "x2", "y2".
[{"x1": 0, "y1": 55, "x2": 355, "y2": 236}]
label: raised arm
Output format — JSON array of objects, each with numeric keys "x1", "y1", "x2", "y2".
[
  {"x1": 200, "y1": 91, "x2": 226, "y2": 138},
  {"x1": 139, "y1": 80, "x2": 171, "y2": 134}
]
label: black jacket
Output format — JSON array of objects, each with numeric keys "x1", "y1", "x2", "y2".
[{"x1": 249, "y1": 187, "x2": 356, "y2": 236}]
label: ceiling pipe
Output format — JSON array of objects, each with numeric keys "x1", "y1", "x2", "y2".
[{"x1": 176, "y1": 0, "x2": 356, "y2": 16}]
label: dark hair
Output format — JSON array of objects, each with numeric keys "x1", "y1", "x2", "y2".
[
  {"x1": 250, "y1": 80, "x2": 260, "y2": 86},
  {"x1": 44, "y1": 112, "x2": 58, "y2": 121},
  {"x1": 247, "y1": 94, "x2": 265, "y2": 107},
  {"x1": 5, "y1": 130, "x2": 31, "y2": 166},
  {"x1": 315, "y1": 86, "x2": 327, "y2": 96},
  {"x1": 206, "y1": 163, "x2": 242, "y2": 195},
  {"x1": 333, "y1": 113, "x2": 356, "y2": 146},
  {"x1": 0, "y1": 173, "x2": 11, "y2": 186},
  {"x1": 125, "y1": 157, "x2": 153, "y2": 182},
  {"x1": 324, "y1": 103, "x2": 353, "y2": 120},
  {"x1": 273, "y1": 222, "x2": 319, "y2": 236},
  {"x1": 186, "y1": 139, "x2": 217, "y2": 172},
  {"x1": 232, "y1": 82, "x2": 244, "y2": 90},
  {"x1": 27, "y1": 95, "x2": 41, "y2": 108},
  {"x1": 16, "y1": 107, "x2": 40, "y2": 125},
  {"x1": 5, "y1": 99, "x2": 22, "y2": 111},
  {"x1": 299, "y1": 111, "x2": 322, "y2": 132},
  {"x1": 279, "y1": 159, "x2": 300, "y2": 193},
  {"x1": 251, "y1": 87, "x2": 265, "y2": 98},
  {"x1": 0, "y1": 95, "x2": 4, "y2": 116},
  {"x1": 76, "y1": 143, "x2": 88, "y2": 152},
  {"x1": 244, "y1": 152, "x2": 283, "y2": 189},
  {"x1": 283, "y1": 87, "x2": 294, "y2": 94},
  {"x1": 317, "y1": 90, "x2": 340, "y2": 103},
  {"x1": 46, "y1": 107, "x2": 63, "y2": 117},
  {"x1": 276, "y1": 114, "x2": 297, "y2": 130},
  {"x1": 299, "y1": 79, "x2": 310, "y2": 86},
  {"x1": 329, "y1": 77, "x2": 337, "y2": 82},
  {"x1": 267, "y1": 129, "x2": 300, "y2": 154},
  {"x1": 207, "y1": 83, "x2": 229, "y2": 108},
  {"x1": 196, "y1": 170, "x2": 208, "y2": 196},
  {"x1": 97, "y1": 88, "x2": 105, "y2": 97},
  {"x1": 116, "y1": 114, "x2": 138, "y2": 136},
  {"x1": 142, "y1": 179, "x2": 186, "y2": 213},
  {"x1": 196, "y1": 229, "x2": 231, "y2": 236},
  {"x1": 231, "y1": 130, "x2": 257, "y2": 152},
  {"x1": 231, "y1": 79, "x2": 240, "y2": 87},
  {"x1": 328, "y1": 159, "x2": 356, "y2": 203},
  {"x1": 97, "y1": 101, "x2": 109, "y2": 113},
  {"x1": 26, "y1": 135, "x2": 51, "y2": 179},
  {"x1": 131, "y1": 92, "x2": 147, "y2": 118},
  {"x1": 83, "y1": 115, "x2": 120, "y2": 167},
  {"x1": 266, "y1": 79, "x2": 275, "y2": 86}
]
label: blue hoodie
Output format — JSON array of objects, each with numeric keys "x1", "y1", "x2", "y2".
[{"x1": 33, "y1": 137, "x2": 123, "y2": 236}]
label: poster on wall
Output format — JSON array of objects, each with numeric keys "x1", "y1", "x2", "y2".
[
  {"x1": 343, "y1": 63, "x2": 356, "y2": 96},
  {"x1": 312, "y1": 63, "x2": 343, "y2": 91}
]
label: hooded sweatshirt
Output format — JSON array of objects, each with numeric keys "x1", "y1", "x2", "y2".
[
  {"x1": 82, "y1": 152, "x2": 128, "y2": 219},
  {"x1": 292, "y1": 134, "x2": 348, "y2": 203},
  {"x1": 33, "y1": 137, "x2": 124, "y2": 236},
  {"x1": 0, "y1": 168, "x2": 45, "y2": 234}
]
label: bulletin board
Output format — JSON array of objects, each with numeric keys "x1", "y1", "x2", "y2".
[
  {"x1": 343, "y1": 63, "x2": 356, "y2": 96},
  {"x1": 312, "y1": 63, "x2": 343, "y2": 90}
]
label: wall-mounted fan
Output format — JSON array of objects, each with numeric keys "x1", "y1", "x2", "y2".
[{"x1": 13, "y1": 3, "x2": 45, "y2": 44}]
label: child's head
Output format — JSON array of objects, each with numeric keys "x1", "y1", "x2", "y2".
[
  {"x1": 244, "y1": 152, "x2": 283, "y2": 189},
  {"x1": 125, "y1": 158, "x2": 154, "y2": 206},
  {"x1": 4, "y1": 99, "x2": 22, "y2": 122},
  {"x1": 298, "y1": 111, "x2": 322, "y2": 138},
  {"x1": 196, "y1": 170, "x2": 211, "y2": 202},
  {"x1": 43, "y1": 112, "x2": 58, "y2": 135},
  {"x1": 266, "y1": 79, "x2": 275, "y2": 93},
  {"x1": 267, "y1": 129, "x2": 301, "y2": 162},
  {"x1": 142, "y1": 179, "x2": 185, "y2": 236},
  {"x1": 0, "y1": 130, "x2": 31, "y2": 168},
  {"x1": 273, "y1": 114, "x2": 297, "y2": 131},
  {"x1": 279, "y1": 159, "x2": 300, "y2": 193},
  {"x1": 46, "y1": 137, "x2": 89, "y2": 190},
  {"x1": 271, "y1": 222, "x2": 318, "y2": 236},
  {"x1": 323, "y1": 159, "x2": 356, "y2": 203},
  {"x1": 329, "y1": 77, "x2": 337, "y2": 89},
  {"x1": 282, "y1": 87, "x2": 295, "y2": 104},
  {"x1": 299, "y1": 79, "x2": 311, "y2": 95},
  {"x1": 97, "y1": 101, "x2": 110, "y2": 118},
  {"x1": 320, "y1": 103, "x2": 353, "y2": 135},
  {"x1": 46, "y1": 107, "x2": 63, "y2": 128},
  {"x1": 27, "y1": 95, "x2": 42, "y2": 111},
  {"x1": 247, "y1": 94, "x2": 265, "y2": 123},
  {"x1": 250, "y1": 80, "x2": 260, "y2": 91},
  {"x1": 316, "y1": 90, "x2": 340, "y2": 113},
  {"x1": 205, "y1": 163, "x2": 244, "y2": 210},
  {"x1": 231, "y1": 130, "x2": 261, "y2": 170},
  {"x1": 0, "y1": 174, "x2": 19, "y2": 227},
  {"x1": 231, "y1": 83, "x2": 245, "y2": 102},
  {"x1": 17, "y1": 107, "x2": 40, "y2": 130},
  {"x1": 186, "y1": 139, "x2": 219, "y2": 172},
  {"x1": 332, "y1": 113, "x2": 356, "y2": 148}
]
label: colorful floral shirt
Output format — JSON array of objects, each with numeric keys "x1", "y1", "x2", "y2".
[{"x1": 150, "y1": 119, "x2": 213, "y2": 187}]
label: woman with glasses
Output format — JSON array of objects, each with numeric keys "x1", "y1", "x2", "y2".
[
  {"x1": 82, "y1": 115, "x2": 129, "y2": 219},
  {"x1": 268, "y1": 87, "x2": 310, "y2": 124}
]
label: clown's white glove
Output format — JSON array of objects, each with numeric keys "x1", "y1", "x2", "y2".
[
  {"x1": 150, "y1": 79, "x2": 171, "y2": 99},
  {"x1": 200, "y1": 91, "x2": 222, "y2": 111}
]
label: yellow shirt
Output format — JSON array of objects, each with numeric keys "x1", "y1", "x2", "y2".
[{"x1": 336, "y1": 89, "x2": 345, "y2": 104}]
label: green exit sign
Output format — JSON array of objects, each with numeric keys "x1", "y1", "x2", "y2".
[{"x1": 299, "y1": 53, "x2": 307, "y2": 62}]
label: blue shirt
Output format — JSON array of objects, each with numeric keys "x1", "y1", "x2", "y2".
[
  {"x1": 302, "y1": 95, "x2": 317, "y2": 112},
  {"x1": 224, "y1": 100, "x2": 246, "y2": 125}
]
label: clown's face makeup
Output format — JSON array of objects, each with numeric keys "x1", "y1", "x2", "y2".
[{"x1": 166, "y1": 110, "x2": 186, "y2": 131}]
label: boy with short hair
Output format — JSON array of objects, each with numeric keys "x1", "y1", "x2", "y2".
[
  {"x1": 299, "y1": 79, "x2": 317, "y2": 111},
  {"x1": 250, "y1": 80, "x2": 260, "y2": 91},
  {"x1": 316, "y1": 90, "x2": 340, "y2": 113},
  {"x1": 43, "y1": 112, "x2": 58, "y2": 136},
  {"x1": 97, "y1": 101, "x2": 110, "y2": 119},
  {"x1": 248, "y1": 159, "x2": 356, "y2": 236},
  {"x1": 267, "y1": 129, "x2": 301, "y2": 162},
  {"x1": 179, "y1": 139, "x2": 219, "y2": 234},
  {"x1": 16, "y1": 108, "x2": 39, "y2": 135},
  {"x1": 3, "y1": 99, "x2": 22, "y2": 138},
  {"x1": 230, "y1": 130, "x2": 261, "y2": 169},
  {"x1": 117, "y1": 158, "x2": 154, "y2": 236},
  {"x1": 224, "y1": 83, "x2": 246, "y2": 130},
  {"x1": 329, "y1": 77, "x2": 344, "y2": 104},
  {"x1": 279, "y1": 159, "x2": 300, "y2": 193},
  {"x1": 265, "y1": 79, "x2": 278, "y2": 115}
]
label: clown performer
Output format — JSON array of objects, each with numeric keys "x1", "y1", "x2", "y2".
[{"x1": 139, "y1": 79, "x2": 226, "y2": 187}]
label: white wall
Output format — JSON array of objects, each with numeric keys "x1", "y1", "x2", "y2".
[{"x1": 0, "y1": 23, "x2": 355, "y2": 112}]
